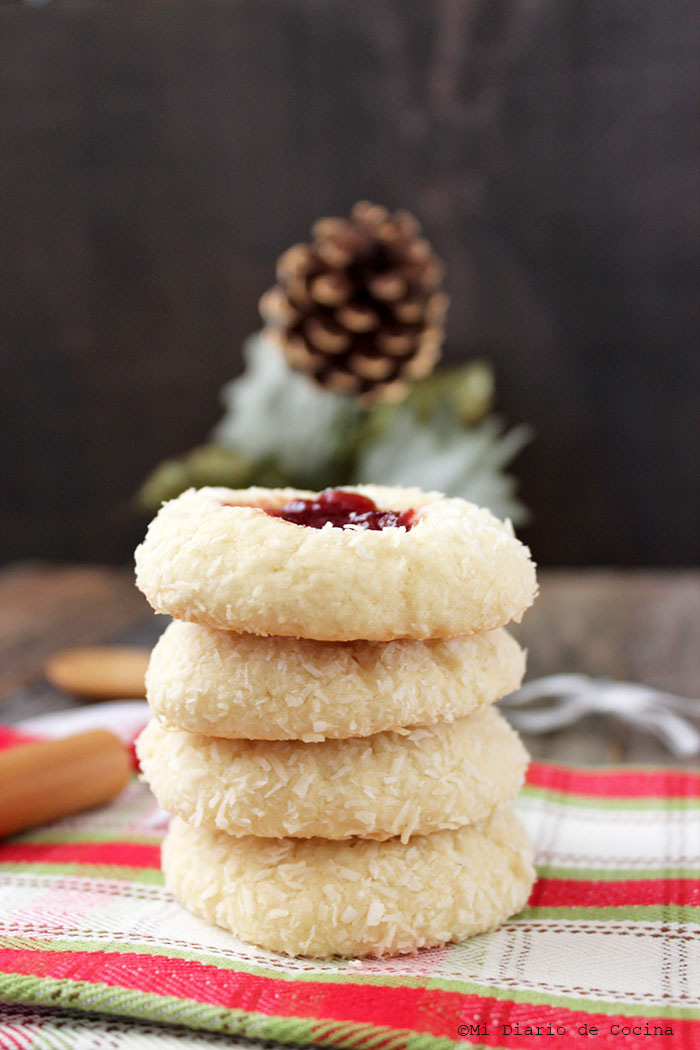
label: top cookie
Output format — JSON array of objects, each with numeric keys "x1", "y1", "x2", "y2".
[{"x1": 135, "y1": 485, "x2": 537, "y2": 641}]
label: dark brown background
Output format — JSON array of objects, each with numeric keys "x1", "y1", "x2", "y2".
[{"x1": 2, "y1": 0, "x2": 698, "y2": 566}]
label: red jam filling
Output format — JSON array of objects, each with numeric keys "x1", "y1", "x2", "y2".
[{"x1": 267, "y1": 489, "x2": 415, "y2": 531}]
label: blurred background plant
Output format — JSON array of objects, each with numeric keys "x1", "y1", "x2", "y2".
[
  {"x1": 139, "y1": 202, "x2": 531, "y2": 523},
  {"x1": 138, "y1": 332, "x2": 530, "y2": 522}
]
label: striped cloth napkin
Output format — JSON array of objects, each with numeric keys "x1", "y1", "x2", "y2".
[{"x1": 0, "y1": 727, "x2": 697, "y2": 1050}]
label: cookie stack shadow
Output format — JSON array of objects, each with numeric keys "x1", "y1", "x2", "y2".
[{"x1": 135, "y1": 485, "x2": 538, "y2": 958}]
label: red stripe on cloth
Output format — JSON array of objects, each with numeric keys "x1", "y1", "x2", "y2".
[
  {"x1": 0, "y1": 842, "x2": 160, "y2": 868},
  {"x1": 529, "y1": 877, "x2": 700, "y2": 908},
  {"x1": 0, "y1": 1026, "x2": 32, "y2": 1050},
  {"x1": 526, "y1": 762, "x2": 700, "y2": 799},
  {"x1": 0, "y1": 949, "x2": 690, "y2": 1050},
  {"x1": 0, "y1": 727, "x2": 43, "y2": 750}
]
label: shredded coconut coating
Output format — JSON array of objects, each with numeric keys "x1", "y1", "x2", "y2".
[
  {"x1": 146, "y1": 621, "x2": 525, "y2": 741},
  {"x1": 162, "y1": 807, "x2": 535, "y2": 958},
  {"x1": 137, "y1": 706, "x2": 528, "y2": 841},
  {"x1": 134, "y1": 485, "x2": 537, "y2": 640}
]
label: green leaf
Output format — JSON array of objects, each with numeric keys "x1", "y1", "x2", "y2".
[
  {"x1": 137, "y1": 445, "x2": 258, "y2": 511},
  {"x1": 136, "y1": 330, "x2": 530, "y2": 523},
  {"x1": 406, "y1": 361, "x2": 495, "y2": 424}
]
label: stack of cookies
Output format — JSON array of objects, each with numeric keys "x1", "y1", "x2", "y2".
[{"x1": 135, "y1": 485, "x2": 538, "y2": 958}]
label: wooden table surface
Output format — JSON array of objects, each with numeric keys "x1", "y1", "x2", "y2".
[{"x1": 1, "y1": 562, "x2": 699, "y2": 768}]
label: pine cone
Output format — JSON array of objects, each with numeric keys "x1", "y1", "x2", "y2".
[{"x1": 259, "y1": 201, "x2": 449, "y2": 404}]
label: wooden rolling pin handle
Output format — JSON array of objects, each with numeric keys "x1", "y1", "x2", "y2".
[{"x1": 0, "y1": 730, "x2": 131, "y2": 837}]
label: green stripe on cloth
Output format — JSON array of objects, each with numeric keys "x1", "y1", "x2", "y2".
[
  {"x1": 520, "y1": 788, "x2": 700, "y2": 810},
  {"x1": 536, "y1": 865, "x2": 700, "y2": 880},
  {"x1": 0, "y1": 862, "x2": 163, "y2": 883},
  {"x1": 0, "y1": 976, "x2": 329, "y2": 1048},
  {"x1": 516, "y1": 905, "x2": 700, "y2": 923}
]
